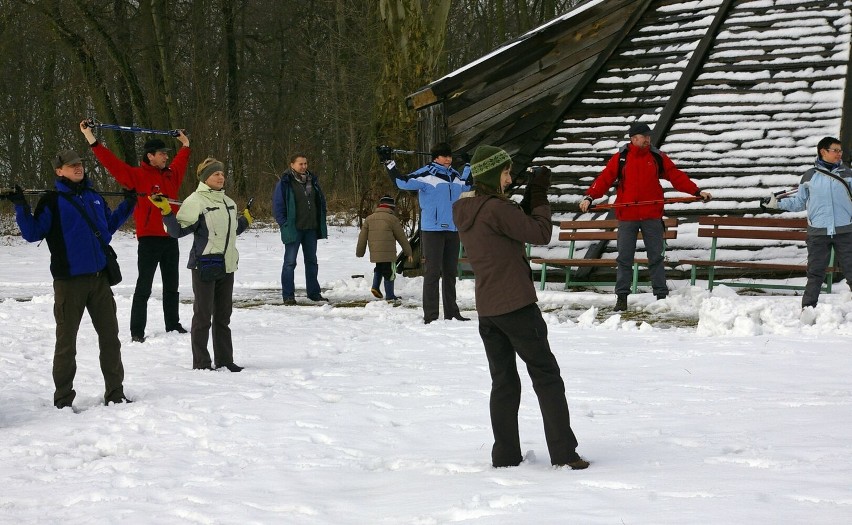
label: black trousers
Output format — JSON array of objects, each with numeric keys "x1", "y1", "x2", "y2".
[
  {"x1": 130, "y1": 236, "x2": 181, "y2": 337},
  {"x1": 478, "y1": 303, "x2": 579, "y2": 466},
  {"x1": 53, "y1": 273, "x2": 125, "y2": 407},
  {"x1": 420, "y1": 230, "x2": 461, "y2": 321},
  {"x1": 190, "y1": 270, "x2": 235, "y2": 369},
  {"x1": 803, "y1": 231, "x2": 852, "y2": 307}
]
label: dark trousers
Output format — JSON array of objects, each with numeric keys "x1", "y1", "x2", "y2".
[
  {"x1": 281, "y1": 229, "x2": 320, "y2": 299},
  {"x1": 372, "y1": 262, "x2": 396, "y2": 298},
  {"x1": 478, "y1": 303, "x2": 579, "y2": 466},
  {"x1": 130, "y1": 236, "x2": 181, "y2": 337},
  {"x1": 190, "y1": 270, "x2": 235, "y2": 369},
  {"x1": 53, "y1": 273, "x2": 125, "y2": 407},
  {"x1": 803, "y1": 231, "x2": 852, "y2": 307},
  {"x1": 420, "y1": 230, "x2": 461, "y2": 321},
  {"x1": 616, "y1": 219, "x2": 667, "y2": 296}
]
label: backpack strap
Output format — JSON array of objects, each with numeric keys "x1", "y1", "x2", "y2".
[
  {"x1": 813, "y1": 167, "x2": 852, "y2": 202},
  {"x1": 616, "y1": 145, "x2": 664, "y2": 186}
]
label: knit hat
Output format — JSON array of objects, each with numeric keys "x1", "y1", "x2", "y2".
[
  {"x1": 196, "y1": 157, "x2": 225, "y2": 182},
  {"x1": 471, "y1": 145, "x2": 512, "y2": 192},
  {"x1": 628, "y1": 122, "x2": 652, "y2": 137},
  {"x1": 430, "y1": 142, "x2": 453, "y2": 159},
  {"x1": 52, "y1": 150, "x2": 82, "y2": 169},
  {"x1": 379, "y1": 195, "x2": 395, "y2": 208}
]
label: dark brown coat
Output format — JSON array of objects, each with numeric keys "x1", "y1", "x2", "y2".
[
  {"x1": 452, "y1": 192, "x2": 552, "y2": 317},
  {"x1": 356, "y1": 207, "x2": 413, "y2": 263}
]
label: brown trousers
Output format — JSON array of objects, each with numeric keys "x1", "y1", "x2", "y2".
[
  {"x1": 190, "y1": 270, "x2": 235, "y2": 369},
  {"x1": 53, "y1": 273, "x2": 125, "y2": 407}
]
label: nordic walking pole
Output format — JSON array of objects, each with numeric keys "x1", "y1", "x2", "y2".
[
  {"x1": 589, "y1": 195, "x2": 703, "y2": 210},
  {"x1": 391, "y1": 148, "x2": 431, "y2": 156},
  {"x1": 0, "y1": 187, "x2": 182, "y2": 205},
  {"x1": 83, "y1": 117, "x2": 184, "y2": 137}
]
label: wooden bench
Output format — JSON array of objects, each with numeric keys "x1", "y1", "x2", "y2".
[
  {"x1": 678, "y1": 216, "x2": 836, "y2": 291},
  {"x1": 529, "y1": 218, "x2": 679, "y2": 291}
]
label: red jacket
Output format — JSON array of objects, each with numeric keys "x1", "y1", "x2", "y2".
[
  {"x1": 90, "y1": 142, "x2": 190, "y2": 238},
  {"x1": 586, "y1": 145, "x2": 699, "y2": 221}
]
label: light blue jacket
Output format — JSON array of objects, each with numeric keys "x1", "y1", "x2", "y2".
[
  {"x1": 389, "y1": 161, "x2": 472, "y2": 232},
  {"x1": 778, "y1": 159, "x2": 852, "y2": 236}
]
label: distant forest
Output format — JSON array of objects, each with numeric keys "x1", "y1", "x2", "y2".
[{"x1": 0, "y1": 0, "x2": 579, "y2": 215}]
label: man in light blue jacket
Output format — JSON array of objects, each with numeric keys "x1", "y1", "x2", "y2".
[
  {"x1": 380, "y1": 143, "x2": 472, "y2": 323},
  {"x1": 764, "y1": 136, "x2": 852, "y2": 307}
]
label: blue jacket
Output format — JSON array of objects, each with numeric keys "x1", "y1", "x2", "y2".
[
  {"x1": 15, "y1": 177, "x2": 135, "y2": 279},
  {"x1": 272, "y1": 169, "x2": 328, "y2": 244},
  {"x1": 388, "y1": 161, "x2": 472, "y2": 232},
  {"x1": 778, "y1": 159, "x2": 852, "y2": 236}
]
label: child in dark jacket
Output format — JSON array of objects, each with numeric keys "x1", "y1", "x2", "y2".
[{"x1": 356, "y1": 195, "x2": 413, "y2": 300}]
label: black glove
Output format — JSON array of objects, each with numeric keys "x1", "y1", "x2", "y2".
[
  {"x1": 520, "y1": 166, "x2": 551, "y2": 214},
  {"x1": 122, "y1": 187, "x2": 138, "y2": 202},
  {"x1": 7, "y1": 184, "x2": 27, "y2": 206},
  {"x1": 376, "y1": 145, "x2": 393, "y2": 163}
]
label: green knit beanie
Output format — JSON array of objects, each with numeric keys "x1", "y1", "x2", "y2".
[{"x1": 471, "y1": 145, "x2": 511, "y2": 192}]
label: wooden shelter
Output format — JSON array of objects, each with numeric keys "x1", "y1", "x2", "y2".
[{"x1": 408, "y1": 0, "x2": 852, "y2": 218}]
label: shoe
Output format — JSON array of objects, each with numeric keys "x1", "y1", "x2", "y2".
[
  {"x1": 370, "y1": 288, "x2": 383, "y2": 299},
  {"x1": 556, "y1": 452, "x2": 590, "y2": 470},
  {"x1": 55, "y1": 402, "x2": 73, "y2": 410},
  {"x1": 105, "y1": 396, "x2": 132, "y2": 406},
  {"x1": 655, "y1": 294, "x2": 667, "y2": 301},
  {"x1": 386, "y1": 296, "x2": 401, "y2": 301},
  {"x1": 282, "y1": 297, "x2": 297, "y2": 306},
  {"x1": 424, "y1": 318, "x2": 437, "y2": 325},
  {"x1": 446, "y1": 314, "x2": 471, "y2": 321},
  {"x1": 193, "y1": 365, "x2": 214, "y2": 370},
  {"x1": 167, "y1": 324, "x2": 188, "y2": 333},
  {"x1": 131, "y1": 334, "x2": 146, "y2": 343},
  {"x1": 217, "y1": 363, "x2": 244, "y2": 373},
  {"x1": 614, "y1": 294, "x2": 628, "y2": 311},
  {"x1": 307, "y1": 294, "x2": 329, "y2": 302}
]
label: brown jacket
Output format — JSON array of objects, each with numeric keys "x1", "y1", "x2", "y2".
[
  {"x1": 356, "y1": 206, "x2": 413, "y2": 263},
  {"x1": 452, "y1": 192, "x2": 552, "y2": 317}
]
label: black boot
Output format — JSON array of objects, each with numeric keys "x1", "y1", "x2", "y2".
[{"x1": 614, "y1": 294, "x2": 628, "y2": 311}]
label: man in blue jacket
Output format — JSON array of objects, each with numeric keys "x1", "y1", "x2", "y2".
[
  {"x1": 763, "y1": 136, "x2": 852, "y2": 307},
  {"x1": 272, "y1": 153, "x2": 328, "y2": 305},
  {"x1": 379, "y1": 143, "x2": 472, "y2": 323},
  {"x1": 9, "y1": 150, "x2": 136, "y2": 409}
]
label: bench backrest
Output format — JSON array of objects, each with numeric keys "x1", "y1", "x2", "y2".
[
  {"x1": 558, "y1": 218, "x2": 679, "y2": 241},
  {"x1": 697, "y1": 216, "x2": 808, "y2": 241}
]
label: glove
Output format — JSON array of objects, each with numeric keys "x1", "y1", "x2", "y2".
[
  {"x1": 122, "y1": 187, "x2": 138, "y2": 202},
  {"x1": 242, "y1": 208, "x2": 253, "y2": 225},
  {"x1": 695, "y1": 190, "x2": 712, "y2": 202},
  {"x1": 148, "y1": 194, "x2": 172, "y2": 215},
  {"x1": 760, "y1": 194, "x2": 779, "y2": 210},
  {"x1": 579, "y1": 196, "x2": 593, "y2": 212},
  {"x1": 376, "y1": 145, "x2": 393, "y2": 163},
  {"x1": 7, "y1": 184, "x2": 27, "y2": 206},
  {"x1": 528, "y1": 166, "x2": 551, "y2": 209}
]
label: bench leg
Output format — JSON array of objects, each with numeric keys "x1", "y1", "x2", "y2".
[
  {"x1": 690, "y1": 266, "x2": 697, "y2": 286},
  {"x1": 631, "y1": 263, "x2": 639, "y2": 294}
]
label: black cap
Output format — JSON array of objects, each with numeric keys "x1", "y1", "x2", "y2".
[
  {"x1": 143, "y1": 139, "x2": 171, "y2": 158},
  {"x1": 628, "y1": 122, "x2": 652, "y2": 137}
]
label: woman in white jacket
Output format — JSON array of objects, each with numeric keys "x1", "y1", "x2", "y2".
[{"x1": 150, "y1": 157, "x2": 252, "y2": 371}]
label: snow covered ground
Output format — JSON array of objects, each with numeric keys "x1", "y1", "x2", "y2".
[{"x1": 1, "y1": 224, "x2": 850, "y2": 524}]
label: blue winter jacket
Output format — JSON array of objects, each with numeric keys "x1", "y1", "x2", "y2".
[
  {"x1": 778, "y1": 159, "x2": 852, "y2": 236},
  {"x1": 272, "y1": 169, "x2": 328, "y2": 244},
  {"x1": 389, "y1": 161, "x2": 472, "y2": 232},
  {"x1": 15, "y1": 177, "x2": 135, "y2": 279}
]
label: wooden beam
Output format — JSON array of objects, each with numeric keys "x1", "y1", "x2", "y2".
[
  {"x1": 653, "y1": 0, "x2": 737, "y2": 146},
  {"x1": 841, "y1": 4, "x2": 852, "y2": 160}
]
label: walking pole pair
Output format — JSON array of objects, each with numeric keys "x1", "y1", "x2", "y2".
[
  {"x1": 588, "y1": 195, "x2": 703, "y2": 210},
  {"x1": 83, "y1": 117, "x2": 184, "y2": 137}
]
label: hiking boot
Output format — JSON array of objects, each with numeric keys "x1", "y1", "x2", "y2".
[
  {"x1": 370, "y1": 288, "x2": 383, "y2": 299},
  {"x1": 131, "y1": 334, "x2": 146, "y2": 343},
  {"x1": 655, "y1": 294, "x2": 667, "y2": 301},
  {"x1": 217, "y1": 363, "x2": 244, "y2": 373},
  {"x1": 307, "y1": 294, "x2": 329, "y2": 302},
  {"x1": 446, "y1": 314, "x2": 471, "y2": 321},
  {"x1": 614, "y1": 294, "x2": 628, "y2": 311},
  {"x1": 105, "y1": 396, "x2": 132, "y2": 406},
  {"x1": 282, "y1": 297, "x2": 297, "y2": 306},
  {"x1": 167, "y1": 324, "x2": 188, "y2": 334},
  {"x1": 556, "y1": 451, "x2": 590, "y2": 470}
]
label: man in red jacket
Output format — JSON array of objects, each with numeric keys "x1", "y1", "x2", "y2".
[
  {"x1": 81, "y1": 120, "x2": 191, "y2": 341},
  {"x1": 579, "y1": 122, "x2": 711, "y2": 311}
]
